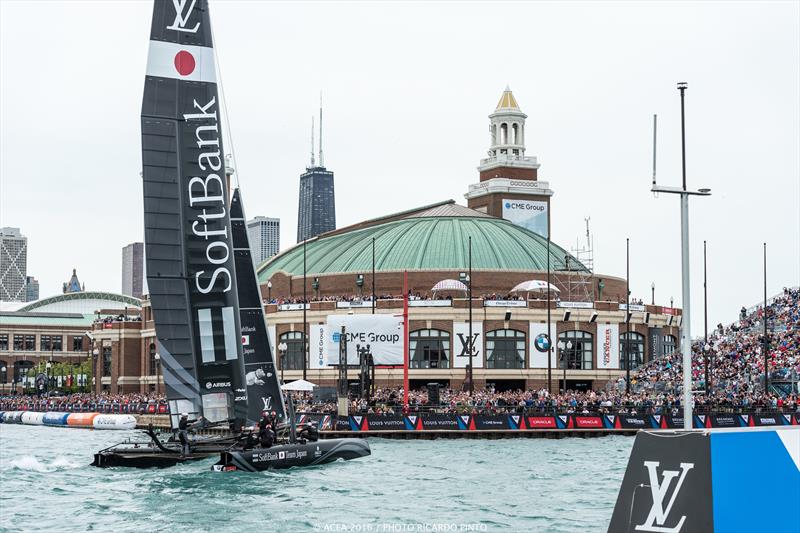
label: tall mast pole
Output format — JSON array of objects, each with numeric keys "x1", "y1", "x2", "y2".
[
  {"x1": 468, "y1": 236, "x2": 473, "y2": 394},
  {"x1": 704, "y1": 240, "x2": 709, "y2": 395},
  {"x1": 652, "y1": 83, "x2": 710, "y2": 431},
  {"x1": 303, "y1": 237, "x2": 307, "y2": 381},
  {"x1": 626, "y1": 237, "x2": 630, "y2": 393},
  {"x1": 403, "y1": 271, "x2": 409, "y2": 409},
  {"x1": 546, "y1": 233, "x2": 552, "y2": 394},
  {"x1": 763, "y1": 243, "x2": 769, "y2": 393}
]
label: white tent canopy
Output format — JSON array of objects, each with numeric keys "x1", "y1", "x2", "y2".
[
  {"x1": 510, "y1": 280, "x2": 560, "y2": 294},
  {"x1": 431, "y1": 279, "x2": 468, "y2": 293},
  {"x1": 281, "y1": 379, "x2": 317, "y2": 391}
]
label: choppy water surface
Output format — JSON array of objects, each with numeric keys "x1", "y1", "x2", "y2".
[{"x1": 0, "y1": 425, "x2": 633, "y2": 532}]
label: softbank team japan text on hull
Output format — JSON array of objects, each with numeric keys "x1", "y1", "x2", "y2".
[{"x1": 214, "y1": 438, "x2": 371, "y2": 472}]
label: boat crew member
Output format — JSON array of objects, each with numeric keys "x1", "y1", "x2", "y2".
[{"x1": 178, "y1": 413, "x2": 191, "y2": 457}]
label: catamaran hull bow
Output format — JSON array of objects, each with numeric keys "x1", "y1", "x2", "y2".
[{"x1": 213, "y1": 438, "x2": 371, "y2": 472}]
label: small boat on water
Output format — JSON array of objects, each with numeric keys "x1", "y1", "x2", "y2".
[{"x1": 91, "y1": 0, "x2": 369, "y2": 470}]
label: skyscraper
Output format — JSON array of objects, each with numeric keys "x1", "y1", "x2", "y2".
[
  {"x1": 121, "y1": 242, "x2": 144, "y2": 298},
  {"x1": 25, "y1": 276, "x2": 39, "y2": 302},
  {"x1": 247, "y1": 217, "x2": 280, "y2": 264},
  {"x1": 297, "y1": 99, "x2": 336, "y2": 242},
  {"x1": 0, "y1": 227, "x2": 27, "y2": 302}
]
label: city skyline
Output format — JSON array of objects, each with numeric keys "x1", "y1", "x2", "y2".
[{"x1": 1, "y1": 1, "x2": 798, "y2": 332}]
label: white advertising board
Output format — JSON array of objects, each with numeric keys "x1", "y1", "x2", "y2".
[
  {"x1": 452, "y1": 321, "x2": 483, "y2": 368},
  {"x1": 597, "y1": 323, "x2": 620, "y2": 369},
  {"x1": 502, "y1": 199, "x2": 548, "y2": 238}
]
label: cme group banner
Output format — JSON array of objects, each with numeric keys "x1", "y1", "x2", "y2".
[
  {"x1": 322, "y1": 314, "x2": 403, "y2": 366},
  {"x1": 502, "y1": 199, "x2": 548, "y2": 238}
]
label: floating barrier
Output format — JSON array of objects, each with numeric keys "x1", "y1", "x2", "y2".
[
  {"x1": 92, "y1": 414, "x2": 136, "y2": 430},
  {"x1": 21, "y1": 412, "x2": 45, "y2": 425},
  {"x1": 66, "y1": 413, "x2": 99, "y2": 428},
  {"x1": 0, "y1": 411, "x2": 136, "y2": 430},
  {"x1": 43, "y1": 412, "x2": 70, "y2": 426}
]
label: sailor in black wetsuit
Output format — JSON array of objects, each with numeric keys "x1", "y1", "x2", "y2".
[
  {"x1": 257, "y1": 411, "x2": 275, "y2": 448},
  {"x1": 178, "y1": 413, "x2": 191, "y2": 457}
]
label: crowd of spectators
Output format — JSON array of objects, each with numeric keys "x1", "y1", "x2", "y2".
[
  {"x1": 631, "y1": 287, "x2": 798, "y2": 400},
  {"x1": 6, "y1": 289, "x2": 796, "y2": 418},
  {"x1": 0, "y1": 392, "x2": 165, "y2": 411}
]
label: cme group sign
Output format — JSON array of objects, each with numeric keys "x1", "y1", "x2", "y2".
[{"x1": 502, "y1": 199, "x2": 548, "y2": 238}]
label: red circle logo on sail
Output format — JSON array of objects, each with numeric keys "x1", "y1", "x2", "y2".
[{"x1": 174, "y1": 51, "x2": 196, "y2": 76}]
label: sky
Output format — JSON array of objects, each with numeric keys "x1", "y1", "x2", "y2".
[{"x1": 1, "y1": 0, "x2": 798, "y2": 333}]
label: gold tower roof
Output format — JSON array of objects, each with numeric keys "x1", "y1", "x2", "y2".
[{"x1": 495, "y1": 86, "x2": 520, "y2": 110}]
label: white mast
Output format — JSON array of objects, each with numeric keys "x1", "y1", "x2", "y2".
[{"x1": 319, "y1": 92, "x2": 324, "y2": 168}]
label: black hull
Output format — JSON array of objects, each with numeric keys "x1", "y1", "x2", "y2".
[
  {"x1": 214, "y1": 438, "x2": 371, "y2": 472},
  {"x1": 91, "y1": 430, "x2": 239, "y2": 469}
]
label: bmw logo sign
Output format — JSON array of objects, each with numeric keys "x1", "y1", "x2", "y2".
[{"x1": 534, "y1": 333, "x2": 551, "y2": 353}]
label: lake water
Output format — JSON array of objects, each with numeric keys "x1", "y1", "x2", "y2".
[{"x1": 0, "y1": 424, "x2": 633, "y2": 532}]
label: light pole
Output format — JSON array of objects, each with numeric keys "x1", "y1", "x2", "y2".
[
  {"x1": 1, "y1": 365, "x2": 6, "y2": 393},
  {"x1": 302, "y1": 237, "x2": 308, "y2": 381},
  {"x1": 468, "y1": 236, "x2": 473, "y2": 393},
  {"x1": 763, "y1": 243, "x2": 769, "y2": 393},
  {"x1": 267, "y1": 280, "x2": 272, "y2": 302},
  {"x1": 626, "y1": 237, "x2": 631, "y2": 393},
  {"x1": 651, "y1": 82, "x2": 712, "y2": 429},
  {"x1": 278, "y1": 342, "x2": 288, "y2": 383},
  {"x1": 703, "y1": 240, "x2": 709, "y2": 396}
]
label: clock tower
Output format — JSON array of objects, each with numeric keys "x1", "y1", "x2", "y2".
[{"x1": 465, "y1": 87, "x2": 553, "y2": 238}]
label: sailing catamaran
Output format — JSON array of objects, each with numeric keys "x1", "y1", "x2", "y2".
[{"x1": 92, "y1": 0, "x2": 369, "y2": 469}]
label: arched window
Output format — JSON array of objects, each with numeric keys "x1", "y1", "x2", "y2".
[
  {"x1": 491, "y1": 124, "x2": 497, "y2": 145},
  {"x1": 512, "y1": 123, "x2": 519, "y2": 144},
  {"x1": 500, "y1": 123, "x2": 508, "y2": 144},
  {"x1": 486, "y1": 329, "x2": 525, "y2": 369},
  {"x1": 102, "y1": 346, "x2": 112, "y2": 376},
  {"x1": 662, "y1": 335, "x2": 677, "y2": 356},
  {"x1": 149, "y1": 343, "x2": 157, "y2": 375},
  {"x1": 0, "y1": 360, "x2": 7, "y2": 383},
  {"x1": 620, "y1": 332, "x2": 645, "y2": 370},
  {"x1": 410, "y1": 329, "x2": 450, "y2": 369},
  {"x1": 279, "y1": 331, "x2": 306, "y2": 370},
  {"x1": 558, "y1": 331, "x2": 593, "y2": 370}
]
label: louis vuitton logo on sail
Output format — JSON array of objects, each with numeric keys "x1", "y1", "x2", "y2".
[
  {"x1": 167, "y1": 0, "x2": 200, "y2": 33},
  {"x1": 185, "y1": 96, "x2": 238, "y2": 364},
  {"x1": 635, "y1": 461, "x2": 694, "y2": 533}
]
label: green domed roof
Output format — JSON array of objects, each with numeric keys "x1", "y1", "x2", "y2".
[{"x1": 257, "y1": 202, "x2": 586, "y2": 281}]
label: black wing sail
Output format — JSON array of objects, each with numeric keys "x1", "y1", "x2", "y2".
[
  {"x1": 141, "y1": 0, "x2": 247, "y2": 429},
  {"x1": 230, "y1": 189, "x2": 287, "y2": 425}
]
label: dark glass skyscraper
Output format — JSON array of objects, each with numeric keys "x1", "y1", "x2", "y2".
[
  {"x1": 297, "y1": 166, "x2": 336, "y2": 242},
  {"x1": 297, "y1": 99, "x2": 336, "y2": 242}
]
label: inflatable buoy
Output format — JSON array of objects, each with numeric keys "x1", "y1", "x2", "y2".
[
  {"x1": 92, "y1": 414, "x2": 137, "y2": 430},
  {"x1": 66, "y1": 413, "x2": 99, "y2": 428},
  {"x1": 43, "y1": 412, "x2": 70, "y2": 426},
  {"x1": 21, "y1": 412, "x2": 45, "y2": 425}
]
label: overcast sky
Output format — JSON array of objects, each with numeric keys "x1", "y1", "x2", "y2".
[{"x1": 1, "y1": 0, "x2": 798, "y2": 333}]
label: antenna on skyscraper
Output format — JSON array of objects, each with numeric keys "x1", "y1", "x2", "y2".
[
  {"x1": 652, "y1": 114, "x2": 658, "y2": 187},
  {"x1": 319, "y1": 91, "x2": 324, "y2": 168},
  {"x1": 310, "y1": 116, "x2": 316, "y2": 167}
]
